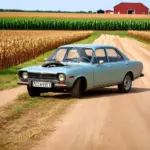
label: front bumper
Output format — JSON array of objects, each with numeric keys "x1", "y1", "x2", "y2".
[
  {"x1": 18, "y1": 81, "x2": 71, "y2": 89},
  {"x1": 18, "y1": 81, "x2": 29, "y2": 85}
]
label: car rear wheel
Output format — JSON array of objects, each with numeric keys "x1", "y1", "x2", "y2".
[
  {"x1": 70, "y1": 79, "x2": 84, "y2": 98},
  {"x1": 118, "y1": 73, "x2": 132, "y2": 93},
  {"x1": 27, "y1": 85, "x2": 41, "y2": 97}
]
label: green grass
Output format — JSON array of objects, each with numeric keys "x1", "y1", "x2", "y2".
[
  {"x1": 4, "y1": 93, "x2": 42, "y2": 120},
  {"x1": 3, "y1": 93, "x2": 73, "y2": 121},
  {"x1": 0, "y1": 31, "x2": 100, "y2": 90},
  {"x1": 97, "y1": 31, "x2": 128, "y2": 37}
]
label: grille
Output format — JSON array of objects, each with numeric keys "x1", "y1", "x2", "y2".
[{"x1": 28, "y1": 73, "x2": 57, "y2": 80}]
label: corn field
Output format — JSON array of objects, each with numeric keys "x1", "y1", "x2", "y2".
[
  {"x1": 0, "y1": 30, "x2": 93, "y2": 69},
  {"x1": 128, "y1": 30, "x2": 150, "y2": 42},
  {"x1": 0, "y1": 18, "x2": 150, "y2": 30}
]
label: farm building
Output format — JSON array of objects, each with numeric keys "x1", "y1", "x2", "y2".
[
  {"x1": 114, "y1": 2, "x2": 149, "y2": 15},
  {"x1": 105, "y1": 10, "x2": 113, "y2": 14},
  {"x1": 97, "y1": 9, "x2": 105, "y2": 14}
]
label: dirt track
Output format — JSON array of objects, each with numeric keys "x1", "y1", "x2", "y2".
[
  {"x1": 0, "y1": 86, "x2": 25, "y2": 107},
  {"x1": 31, "y1": 35, "x2": 150, "y2": 150}
]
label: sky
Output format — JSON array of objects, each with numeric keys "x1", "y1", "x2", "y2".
[{"x1": 1, "y1": 0, "x2": 149, "y2": 11}]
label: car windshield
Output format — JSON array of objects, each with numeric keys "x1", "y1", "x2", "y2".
[{"x1": 47, "y1": 47, "x2": 93, "y2": 63}]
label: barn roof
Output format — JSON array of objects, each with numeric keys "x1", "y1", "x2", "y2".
[
  {"x1": 114, "y1": 2, "x2": 148, "y2": 9},
  {"x1": 105, "y1": 10, "x2": 113, "y2": 13}
]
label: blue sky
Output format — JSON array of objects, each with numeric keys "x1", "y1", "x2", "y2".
[{"x1": 1, "y1": 0, "x2": 149, "y2": 11}]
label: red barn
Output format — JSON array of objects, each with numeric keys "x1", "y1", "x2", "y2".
[
  {"x1": 105, "y1": 10, "x2": 113, "y2": 14},
  {"x1": 114, "y1": 2, "x2": 149, "y2": 15}
]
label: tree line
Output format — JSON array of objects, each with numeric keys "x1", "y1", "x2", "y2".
[{"x1": 0, "y1": 9, "x2": 98, "y2": 13}]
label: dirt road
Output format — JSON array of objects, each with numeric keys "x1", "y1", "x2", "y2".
[
  {"x1": 0, "y1": 86, "x2": 26, "y2": 107},
  {"x1": 31, "y1": 35, "x2": 150, "y2": 150}
]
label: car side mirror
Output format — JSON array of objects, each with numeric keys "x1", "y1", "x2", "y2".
[
  {"x1": 99, "y1": 60, "x2": 104, "y2": 65},
  {"x1": 44, "y1": 58, "x2": 47, "y2": 61}
]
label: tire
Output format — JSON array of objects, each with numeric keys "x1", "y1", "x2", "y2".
[
  {"x1": 118, "y1": 73, "x2": 132, "y2": 93},
  {"x1": 27, "y1": 85, "x2": 41, "y2": 97},
  {"x1": 70, "y1": 79, "x2": 84, "y2": 98}
]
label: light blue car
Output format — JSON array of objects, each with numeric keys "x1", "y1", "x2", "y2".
[{"x1": 18, "y1": 44, "x2": 144, "y2": 98}]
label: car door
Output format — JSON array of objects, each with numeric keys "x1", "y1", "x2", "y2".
[
  {"x1": 105, "y1": 48, "x2": 127, "y2": 84},
  {"x1": 92, "y1": 48, "x2": 115, "y2": 87}
]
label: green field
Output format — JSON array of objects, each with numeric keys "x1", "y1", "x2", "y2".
[{"x1": 0, "y1": 18, "x2": 150, "y2": 30}]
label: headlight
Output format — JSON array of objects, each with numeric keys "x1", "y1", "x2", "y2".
[
  {"x1": 22, "y1": 72, "x2": 28, "y2": 79},
  {"x1": 58, "y1": 74, "x2": 65, "y2": 82}
]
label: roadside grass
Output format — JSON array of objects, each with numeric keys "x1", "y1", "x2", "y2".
[
  {"x1": 97, "y1": 31, "x2": 128, "y2": 37},
  {"x1": 0, "y1": 50, "x2": 54, "y2": 90},
  {"x1": 0, "y1": 31, "x2": 100, "y2": 90},
  {"x1": 0, "y1": 92, "x2": 75, "y2": 150}
]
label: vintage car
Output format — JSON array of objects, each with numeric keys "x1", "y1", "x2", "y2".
[{"x1": 18, "y1": 44, "x2": 144, "y2": 98}]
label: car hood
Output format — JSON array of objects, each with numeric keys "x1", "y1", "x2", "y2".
[{"x1": 19, "y1": 63, "x2": 88, "y2": 74}]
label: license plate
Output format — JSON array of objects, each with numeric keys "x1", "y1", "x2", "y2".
[{"x1": 32, "y1": 81, "x2": 52, "y2": 88}]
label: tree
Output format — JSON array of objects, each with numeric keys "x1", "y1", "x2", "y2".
[{"x1": 88, "y1": 10, "x2": 93, "y2": 13}]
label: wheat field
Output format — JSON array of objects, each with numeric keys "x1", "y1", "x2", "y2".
[
  {"x1": 0, "y1": 30, "x2": 93, "y2": 69},
  {"x1": 128, "y1": 30, "x2": 150, "y2": 42},
  {"x1": 0, "y1": 12, "x2": 150, "y2": 19}
]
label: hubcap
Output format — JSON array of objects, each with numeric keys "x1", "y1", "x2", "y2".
[{"x1": 124, "y1": 76, "x2": 131, "y2": 90}]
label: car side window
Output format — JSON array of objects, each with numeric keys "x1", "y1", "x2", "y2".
[
  {"x1": 93, "y1": 49, "x2": 107, "y2": 64},
  {"x1": 106, "y1": 48, "x2": 123, "y2": 62},
  {"x1": 84, "y1": 49, "x2": 93, "y2": 61}
]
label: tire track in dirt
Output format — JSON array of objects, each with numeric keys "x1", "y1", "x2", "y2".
[{"x1": 31, "y1": 35, "x2": 150, "y2": 150}]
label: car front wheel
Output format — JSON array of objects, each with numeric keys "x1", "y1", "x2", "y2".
[
  {"x1": 70, "y1": 79, "x2": 84, "y2": 98},
  {"x1": 27, "y1": 85, "x2": 41, "y2": 97},
  {"x1": 118, "y1": 74, "x2": 132, "y2": 93}
]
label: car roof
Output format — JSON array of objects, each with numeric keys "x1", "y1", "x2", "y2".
[{"x1": 59, "y1": 44, "x2": 117, "y2": 50}]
